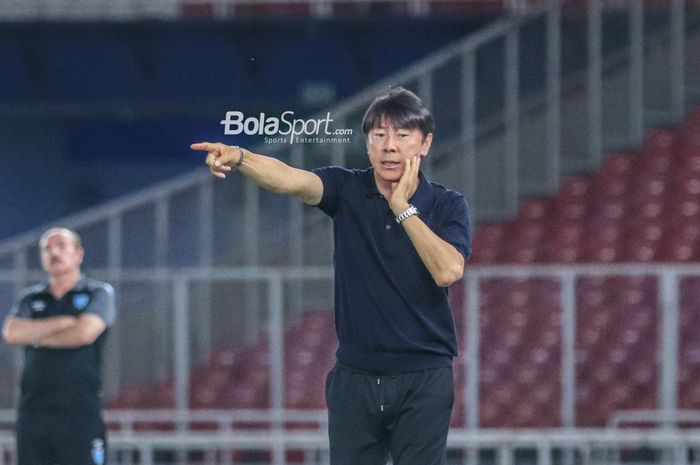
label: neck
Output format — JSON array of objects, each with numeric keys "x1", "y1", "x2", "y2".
[
  {"x1": 373, "y1": 172, "x2": 394, "y2": 200},
  {"x1": 49, "y1": 270, "x2": 81, "y2": 299},
  {"x1": 372, "y1": 169, "x2": 421, "y2": 202}
]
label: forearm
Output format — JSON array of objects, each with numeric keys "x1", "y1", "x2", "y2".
[
  {"x1": 2, "y1": 316, "x2": 77, "y2": 346},
  {"x1": 37, "y1": 328, "x2": 90, "y2": 349},
  {"x1": 237, "y1": 150, "x2": 295, "y2": 194},
  {"x1": 238, "y1": 150, "x2": 322, "y2": 204},
  {"x1": 400, "y1": 216, "x2": 465, "y2": 287},
  {"x1": 37, "y1": 315, "x2": 106, "y2": 349}
]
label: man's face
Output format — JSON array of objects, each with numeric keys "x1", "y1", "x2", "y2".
[
  {"x1": 366, "y1": 119, "x2": 433, "y2": 185},
  {"x1": 40, "y1": 232, "x2": 83, "y2": 277}
]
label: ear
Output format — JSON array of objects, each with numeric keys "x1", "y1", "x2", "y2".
[{"x1": 421, "y1": 133, "x2": 433, "y2": 157}]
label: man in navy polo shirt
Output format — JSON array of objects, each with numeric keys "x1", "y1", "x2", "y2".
[
  {"x1": 3, "y1": 227, "x2": 115, "y2": 465},
  {"x1": 192, "y1": 86, "x2": 471, "y2": 465}
]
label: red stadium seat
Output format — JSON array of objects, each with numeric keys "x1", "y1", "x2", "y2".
[{"x1": 108, "y1": 108, "x2": 700, "y2": 428}]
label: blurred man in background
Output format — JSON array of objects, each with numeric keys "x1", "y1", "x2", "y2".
[
  {"x1": 3, "y1": 227, "x2": 116, "y2": 465},
  {"x1": 193, "y1": 86, "x2": 471, "y2": 465}
]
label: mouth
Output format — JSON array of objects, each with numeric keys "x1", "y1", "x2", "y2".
[{"x1": 380, "y1": 161, "x2": 401, "y2": 169}]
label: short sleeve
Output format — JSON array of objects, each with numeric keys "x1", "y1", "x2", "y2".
[
  {"x1": 86, "y1": 283, "x2": 116, "y2": 327},
  {"x1": 435, "y1": 193, "x2": 472, "y2": 261},
  {"x1": 311, "y1": 166, "x2": 353, "y2": 217},
  {"x1": 7, "y1": 289, "x2": 34, "y2": 319}
]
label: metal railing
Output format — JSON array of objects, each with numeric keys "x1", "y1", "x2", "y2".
[
  {"x1": 0, "y1": 256, "x2": 699, "y2": 465},
  {"x1": 611, "y1": 409, "x2": 700, "y2": 428},
  {"x1": 0, "y1": 0, "x2": 541, "y2": 21},
  {"x1": 2, "y1": 1, "x2": 697, "y2": 278},
  {"x1": 0, "y1": 4, "x2": 699, "y2": 463},
  {"x1": 1, "y1": 263, "x2": 698, "y2": 425},
  {"x1": 1, "y1": 426, "x2": 700, "y2": 465}
]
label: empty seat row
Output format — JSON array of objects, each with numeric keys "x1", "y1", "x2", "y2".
[{"x1": 108, "y1": 107, "x2": 700, "y2": 428}]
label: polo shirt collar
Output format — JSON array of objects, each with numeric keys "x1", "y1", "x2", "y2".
[
  {"x1": 41, "y1": 275, "x2": 86, "y2": 294},
  {"x1": 363, "y1": 168, "x2": 434, "y2": 213}
]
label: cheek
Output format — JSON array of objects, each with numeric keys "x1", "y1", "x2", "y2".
[{"x1": 367, "y1": 149, "x2": 382, "y2": 162}]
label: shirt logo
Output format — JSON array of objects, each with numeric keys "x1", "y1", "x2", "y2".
[
  {"x1": 72, "y1": 294, "x2": 90, "y2": 310},
  {"x1": 91, "y1": 438, "x2": 105, "y2": 465},
  {"x1": 30, "y1": 300, "x2": 46, "y2": 313}
]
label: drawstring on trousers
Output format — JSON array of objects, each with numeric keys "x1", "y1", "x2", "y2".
[{"x1": 377, "y1": 377, "x2": 385, "y2": 412}]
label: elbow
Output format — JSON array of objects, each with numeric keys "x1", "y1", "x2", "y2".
[
  {"x1": 76, "y1": 323, "x2": 104, "y2": 346},
  {"x1": 431, "y1": 246, "x2": 466, "y2": 288},
  {"x1": 3, "y1": 324, "x2": 20, "y2": 346},
  {"x1": 434, "y1": 264, "x2": 464, "y2": 288},
  {"x1": 77, "y1": 330, "x2": 99, "y2": 346},
  {"x1": 73, "y1": 316, "x2": 106, "y2": 347},
  {"x1": 435, "y1": 274, "x2": 462, "y2": 288}
]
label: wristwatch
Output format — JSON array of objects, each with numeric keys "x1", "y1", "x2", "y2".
[
  {"x1": 231, "y1": 145, "x2": 245, "y2": 168},
  {"x1": 395, "y1": 204, "x2": 419, "y2": 224}
]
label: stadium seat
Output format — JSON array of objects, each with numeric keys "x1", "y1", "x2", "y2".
[{"x1": 106, "y1": 107, "x2": 700, "y2": 429}]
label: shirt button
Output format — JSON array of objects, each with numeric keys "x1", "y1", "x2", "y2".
[{"x1": 385, "y1": 224, "x2": 391, "y2": 230}]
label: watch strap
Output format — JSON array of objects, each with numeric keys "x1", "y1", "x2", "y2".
[{"x1": 395, "y1": 204, "x2": 419, "y2": 224}]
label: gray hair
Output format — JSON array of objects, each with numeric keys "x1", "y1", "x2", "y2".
[{"x1": 39, "y1": 227, "x2": 82, "y2": 249}]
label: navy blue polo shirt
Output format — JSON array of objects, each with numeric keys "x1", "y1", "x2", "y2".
[{"x1": 313, "y1": 166, "x2": 472, "y2": 374}]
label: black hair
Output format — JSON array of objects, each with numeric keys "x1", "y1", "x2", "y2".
[{"x1": 361, "y1": 86, "x2": 434, "y2": 139}]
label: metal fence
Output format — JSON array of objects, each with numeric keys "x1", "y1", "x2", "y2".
[
  {"x1": 0, "y1": 0, "x2": 543, "y2": 21},
  {"x1": 0, "y1": 426, "x2": 698, "y2": 465},
  {"x1": 0, "y1": 263, "x2": 697, "y2": 417},
  {"x1": 0, "y1": 263, "x2": 699, "y2": 463},
  {"x1": 1, "y1": 2, "x2": 700, "y2": 463},
  {"x1": 1, "y1": 0, "x2": 698, "y2": 303}
]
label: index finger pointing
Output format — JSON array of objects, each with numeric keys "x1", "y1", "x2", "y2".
[{"x1": 191, "y1": 142, "x2": 217, "y2": 152}]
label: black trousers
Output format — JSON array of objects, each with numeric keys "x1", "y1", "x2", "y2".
[
  {"x1": 326, "y1": 364, "x2": 454, "y2": 465},
  {"x1": 16, "y1": 409, "x2": 107, "y2": 465}
]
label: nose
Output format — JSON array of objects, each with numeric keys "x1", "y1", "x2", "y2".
[
  {"x1": 383, "y1": 132, "x2": 397, "y2": 152},
  {"x1": 44, "y1": 246, "x2": 59, "y2": 259}
]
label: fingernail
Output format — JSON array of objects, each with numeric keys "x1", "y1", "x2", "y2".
[{"x1": 215, "y1": 160, "x2": 221, "y2": 167}]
